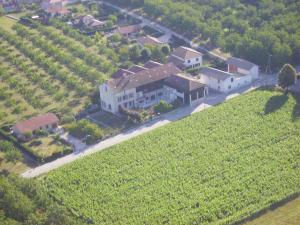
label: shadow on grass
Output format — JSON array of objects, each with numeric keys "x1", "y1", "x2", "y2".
[
  {"x1": 291, "y1": 93, "x2": 300, "y2": 122},
  {"x1": 264, "y1": 94, "x2": 288, "y2": 115}
]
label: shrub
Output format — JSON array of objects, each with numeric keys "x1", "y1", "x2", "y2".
[
  {"x1": 278, "y1": 64, "x2": 297, "y2": 89},
  {"x1": 154, "y1": 100, "x2": 173, "y2": 114},
  {"x1": 0, "y1": 140, "x2": 15, "y2": 152},
  {"x1": 34, "y1": 129, "x2": 48, "y2": 137},
  {"x1": 24, "y1": 132, "x2": 33, "y2": 139},
  {"x1": 66, "y1": 119, "x2": 103, "y2": 144},
  {"x1": 119, "y1": 106, "x2": 143, "y2": 123},
  {"x1": 4, "y1": 149, "x2": 23, "y2": 164},
  {"x1": 61, "y1": 114, "x2": 75, "y2": 124}
]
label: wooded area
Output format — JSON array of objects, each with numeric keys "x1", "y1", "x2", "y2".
[{"x1": 110, "y1": 0, "x2": 300, "y2": 69}]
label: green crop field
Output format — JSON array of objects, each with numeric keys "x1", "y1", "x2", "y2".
[{"x1": 41, "y1": 89, "x2": 300, "y2": 225}]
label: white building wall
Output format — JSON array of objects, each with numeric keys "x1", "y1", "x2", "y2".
[
  {"x1": 99, "y1": 84, "x2": 119, "y2": 114},
  {"x1": 237, "y1": 66, "x2": 259, "y2": 81},
  {"x1": 200, "y1": 74, "x2": 252, "y2": 93},
  {"x1": 249, "y1": 66, "x2": 259, "y2": 80},
  {"x1": 163, "y1": 86, "x2": 184, "y2": 103},
  {"x1": 183, "y1": 56, "x2": 203, "y2": 68}
]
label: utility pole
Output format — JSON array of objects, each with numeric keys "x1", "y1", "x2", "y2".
[{"x1": 265, "y1": 54, "x2": 272, "y2": 75}]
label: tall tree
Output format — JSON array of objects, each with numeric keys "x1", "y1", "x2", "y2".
[{"x1": 278, "y1": 64, "x2": 297, "y2": 89}]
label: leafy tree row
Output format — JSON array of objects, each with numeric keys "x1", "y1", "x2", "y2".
[
  {"x1": 28, "y1": 20, "x2": 116, "y2": 75},
  {"x1": 0, "y1": 174, "x2": 86, "y2": 225},
  {"x1": 110, "y1": 0, "x2": 300, "y2": 69},
  {"x1": 0, "y1": 29, "x2": 89, "y2": 96},
  {"x1": 0, "y1": 43, "x2": 66, "y2": 102},
  {"x1": 0, "y1": 63, "x2": 45, "y2": 109},
  {"x1": 14, "y1": 24, "x2": 106, "y2": 84}
]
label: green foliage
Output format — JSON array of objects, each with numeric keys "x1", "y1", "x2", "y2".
[
  {"x1": 66, "y1": 119, "x2": 103, "y2": 144},
  {"x1": 141, "y1": 47, "x2": 151, "y2": 61},
  {"x1": 154, "y1": 100, "x2": 173, "y2": 114},
  {"x1": 42, "y1": 89, "x2": 300, "y2": 224},
  {"x1": 0, "y1": 6, "x2": 5, "y2": 16},
  {"x1": 114, "y1": 0, "x2": 300, "y2": 68},
  {"x1": 278, "y1": 64, "x2": 297, "y2": 89},
  {"x1": 0, "y1": 175, "x2": 85, "y2": 225},
  {"x1": 4, "y1": 150, "x2": 22, "y2": 164},
  {"x1": 129, "y1": 44, "x2": 141, "y2": 61},
  {"x1": 0, "y1": 141, "x2": 14, "y2": 152}
]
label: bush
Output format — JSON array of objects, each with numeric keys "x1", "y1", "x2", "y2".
[
  {"x1": 34, "y1": 129, "x2": 48, "y2": 137},
  {"x1": 154, "y1": 100, "x2": 173, "y2": 114},
  {"x1": 66, "y1": 119, "x2": 103, "y2": 144},
  {"x1": 119, "y1": 106, "x2": 143, "y2": 123},
  {"x1": 61, "y1": 114, "x2": 75, "y2": 124},
  {"x1": 0, "y1": 140, "x2": 15, "y2": 152},
  {"x1": 5, "y1": 149, "x2": 23, "y2": 164}
]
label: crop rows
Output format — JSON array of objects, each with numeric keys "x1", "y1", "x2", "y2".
[
  {"x1": 14, "y1": 24, "x2": 106, "y2": 84},
  {"x1": 0, "y1": 27, "x2": 90, "y2": 96},
  {"x1": 42, "y1": 89, "x2": 300, "y2": 224},
  {"x1": 28, "y1": 20, "x2": 116, "y2": 74}
]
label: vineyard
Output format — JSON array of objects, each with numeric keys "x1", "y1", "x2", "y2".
[{"x1": 42, "y1": 89, "x2": 300, "y2": 224}]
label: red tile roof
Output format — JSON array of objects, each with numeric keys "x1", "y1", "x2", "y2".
[
  {"x1": 106, "y1": 63, "x2": 181, "y2": 91},
  {"x1": 13, "y1": 113, "x2": 59, "y2": 134},
  {"x1": 127, "y1": 65, "x2": 147, "y2": 73},
  {"x1": 143, "y1": 60, "x2": 163, "y2": 69},
  {"x1": 47, "y1": 7, "x2": 69, "y2": 14},
  {"x1": 136, "y1": 35, "x2": 164, "y2": 46},
  {"x1": 165, "y1": 74, "x2": 205, "y2": 92},
  {"x1": 172, "y1": 46, "x2": 203, "y2": 60},
  {"x1": 117, "y1": 24, "x2": 141, "y2": 35}
]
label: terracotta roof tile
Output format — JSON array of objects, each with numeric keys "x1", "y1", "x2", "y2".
[
  {"x1": 226, "y1": 57, "x2": 257, "y2": 70},
  {"x1": 13, "y1": 113, "x2": 59, "y2": 134},
  {"x1": 172, "y1": 46, "x2": 203, "y2": 60}
]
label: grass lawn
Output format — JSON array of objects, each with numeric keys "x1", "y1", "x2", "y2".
[
  {"x1": 41, "y1": 89, "x2": 300, "y2": 225},
  {"x1": 245, "y1": 197, "x2": 300, "y2": 225},
  {"x1": 0, "y1": 16, "x2": 17, "y2": 32},
  {"x1": 25, "y1": 136, "x2": 67, "y2": 158}
]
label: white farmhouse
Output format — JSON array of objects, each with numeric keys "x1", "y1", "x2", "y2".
[
  {"x1": 199, "y1": 67, "x2": 252, "y2": 93},
  {"x1": 226, "y1": 57, "x2": 259, "y2": 81},
  {"x1": 168, "y1": 46, "x2": 203, "y2": 69},
  {"x1": 99, "y1": 62, "x2": 207, "y2": 114}
]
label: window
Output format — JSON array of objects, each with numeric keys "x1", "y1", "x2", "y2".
[
  {"x1": 123, "y1": 95, "x2": 128, "y2": 100},
  {"x1": 196, "y1": 58, "x2": 199, "y2": 61},
  {"x1": 187, "y1": 60, "x2": 191, "y2": 63},
  {"x1": 108, "y1": 104, "x2": 112, "y2": 110},
  {"x1": 129, "y1": 93, "x2": 134, "y2": 98},
  {"x1": 117, "y1": 97, "x2": 122, "y2": 102},
  {"x1": 158, "y1": 92, "x2": 163, "y2": 97},
  {"x1": 218, "y1": 86, "x2": 220, "y2": 90},
  {"x1": 101, "y1": 101, "x2": 106, "y2": 108},
  {"x1": 228, "y1": 85, "x2": 231, "y2": 89},
  {"x1": 146, "y1": 97, "x2": 149, "y2": 101},
  {"x1": 218, "y1": 79, "x2": 220, "y2": 84},
  {"x1": 231, "y1": 77, "x2": 234, "y2": 82},
  {"x1": 151, "y1": 95, "x2": 155, "y2": 100},
  {"x1": 105, "y1": 86, "x2": 108, "y2": 92}
]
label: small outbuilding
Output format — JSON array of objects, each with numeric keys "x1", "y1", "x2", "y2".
[
  {"x1": 12, "y1": 113, "x2": 59, "y2": 140},
  {"x1": 226, "y1": 57, "x2": 259, "y2": 81},
  {"x1": 199, "y1": 67, "x2": 252, "y2": 93}
]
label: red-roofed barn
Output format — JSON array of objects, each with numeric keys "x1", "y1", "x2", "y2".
[{"x1": 12, "y1": 113, "x2": 59, "y2": 139}]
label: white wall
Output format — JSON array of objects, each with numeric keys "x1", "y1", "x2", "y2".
[
  {"x1": 163, "y1": 86, "x2": 184, "y2": 103},
  {"x1": 237, "y1": 66, "x2": 259, "y2": 81},
  {"x1": 183, "y1": 56, "x2": 203, "y2": 68},
  {"x1": 250, "y1": 66, "x2": 259, "y2": 80},
  {"x1": 99, "y1": 84, "x2": 118, "y2": 114},
  {"x1": 100, "y1": 84, "x2": 138, "y2": 114},
  {"x1": 200, "y1": 74, "x2": 252, "y2": 93}
]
